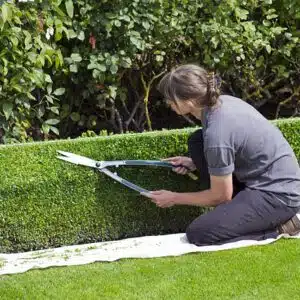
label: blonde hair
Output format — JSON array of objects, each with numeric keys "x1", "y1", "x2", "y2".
[{"x1": 157, "y1": 64, "x2": 220, "y2": 107}]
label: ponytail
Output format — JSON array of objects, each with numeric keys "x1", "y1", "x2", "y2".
[{"x1": 206, "y1": 72, "x2": 221, "y2": 107}]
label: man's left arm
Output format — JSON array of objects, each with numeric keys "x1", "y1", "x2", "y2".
[{"x1": 145, "y1": 174, "x2": 233, "y2": 208}]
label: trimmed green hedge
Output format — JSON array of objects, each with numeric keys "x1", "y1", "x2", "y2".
[{"x1": 0, "y1": 118, "x2": 300, "y2": 253}]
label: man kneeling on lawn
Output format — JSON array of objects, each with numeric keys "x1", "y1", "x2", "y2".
[{"x1": 143, "y1": 64, "x2": 300, "y2": 246}]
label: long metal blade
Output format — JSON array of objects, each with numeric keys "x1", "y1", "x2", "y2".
[{"x1": 56, "y1": 150, "x2": 98, "y2": 168}]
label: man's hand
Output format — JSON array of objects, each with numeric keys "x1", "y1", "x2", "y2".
[
  {"x1": 162, "y1": 156, "x2": 196, "y2": 174},
  {"x1": 141, "y1": 190, "x2": 178, "y2": 208}
]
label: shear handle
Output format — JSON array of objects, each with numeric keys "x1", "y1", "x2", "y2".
[
  {"x1": 96, "y1": 160, "x2": 191, "y2": 170},
  {"x1": 98, "y1": 168, "x2": 150, "y2": 194}
]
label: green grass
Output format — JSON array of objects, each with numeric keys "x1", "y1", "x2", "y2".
[{"x1": 1, "y1": 239, "x2": 300, "y2": 300}]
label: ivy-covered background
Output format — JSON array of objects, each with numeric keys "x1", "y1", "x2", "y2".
[{"x1": 0, "y1": 0, "x2": 299, "y2": 143}]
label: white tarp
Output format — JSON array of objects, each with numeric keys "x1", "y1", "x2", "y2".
[{"x1": 1, "y1": 216, "x2": 300, "y2": 276}]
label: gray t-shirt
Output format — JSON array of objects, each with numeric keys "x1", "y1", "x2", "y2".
[{"x1": 202, "y1": 95, "x2": 300, "y2": 207}]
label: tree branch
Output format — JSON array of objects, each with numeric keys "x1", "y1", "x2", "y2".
[
  {"x1": 108, "y1": 98, "x2": 123, "y2": 134},
  {"x1": 141, "y1": 70, "x2": 166, "y2": 131}
]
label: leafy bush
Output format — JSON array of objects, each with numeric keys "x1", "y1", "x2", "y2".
[
  {"x1": 193, "y1": 0, "x2": 300, "y2": 117},
  {"x1": 0, "y1": 0, "x2": 69, "y2": 143},
  {"x1": 0, "y1": 117, "x2": 299, "y2": 253},
  {"x1": 0, "y1": 0, "x2": 299, "y2": 143}
]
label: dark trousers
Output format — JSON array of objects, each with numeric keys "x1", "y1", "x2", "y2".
[{"x1": 186, "y1": 129, "x2": 299, "y2": 246}]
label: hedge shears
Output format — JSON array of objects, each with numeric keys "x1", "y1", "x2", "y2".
[{"x1": 57, "y1": 151, "x2": 197, "y2": 195}]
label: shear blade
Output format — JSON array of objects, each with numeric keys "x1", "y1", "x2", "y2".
[
  {"x1": 56, "y1": 150, "x2": 98, "y2": 168},
  {"x1": 57, "y1": 155, "x2": 80, "y2": 165}
]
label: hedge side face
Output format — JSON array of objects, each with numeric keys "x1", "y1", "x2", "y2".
[
  {"x1": 0, "y1": 128, "x2": 204, "y2": 253},
  {"x1": 0, "y1": 119, "x2": 299, "y2": 253}
]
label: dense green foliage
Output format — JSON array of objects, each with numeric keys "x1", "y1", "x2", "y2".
[
  {"x1": 0, "y1": 125, "x2": 202, "y2": 253},
  {"x1": 0, "y1": 0, "x2": 67, "y2": 142},
  {"x1": 0, "y1": 118, "x2": 299, "y2": 253},
  {"x1": 0, "y1": 0, "x2": 299, "y2": 142}
]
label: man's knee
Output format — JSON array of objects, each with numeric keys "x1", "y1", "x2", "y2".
[
  {"x1": 186, "y1": 217, "x2": 215, "y2": 246},
  {"x1": 186, "y1": 224, "x2": 201, "y2": 245}
]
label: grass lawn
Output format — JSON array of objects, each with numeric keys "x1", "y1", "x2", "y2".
[{"x1": 0, "y1": 239, "x2": 300, "y2": 300}]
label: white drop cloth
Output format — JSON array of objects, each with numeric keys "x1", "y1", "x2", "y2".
[{"x1": 1, "y1": 214, "x2": 300, "y2": 276}]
